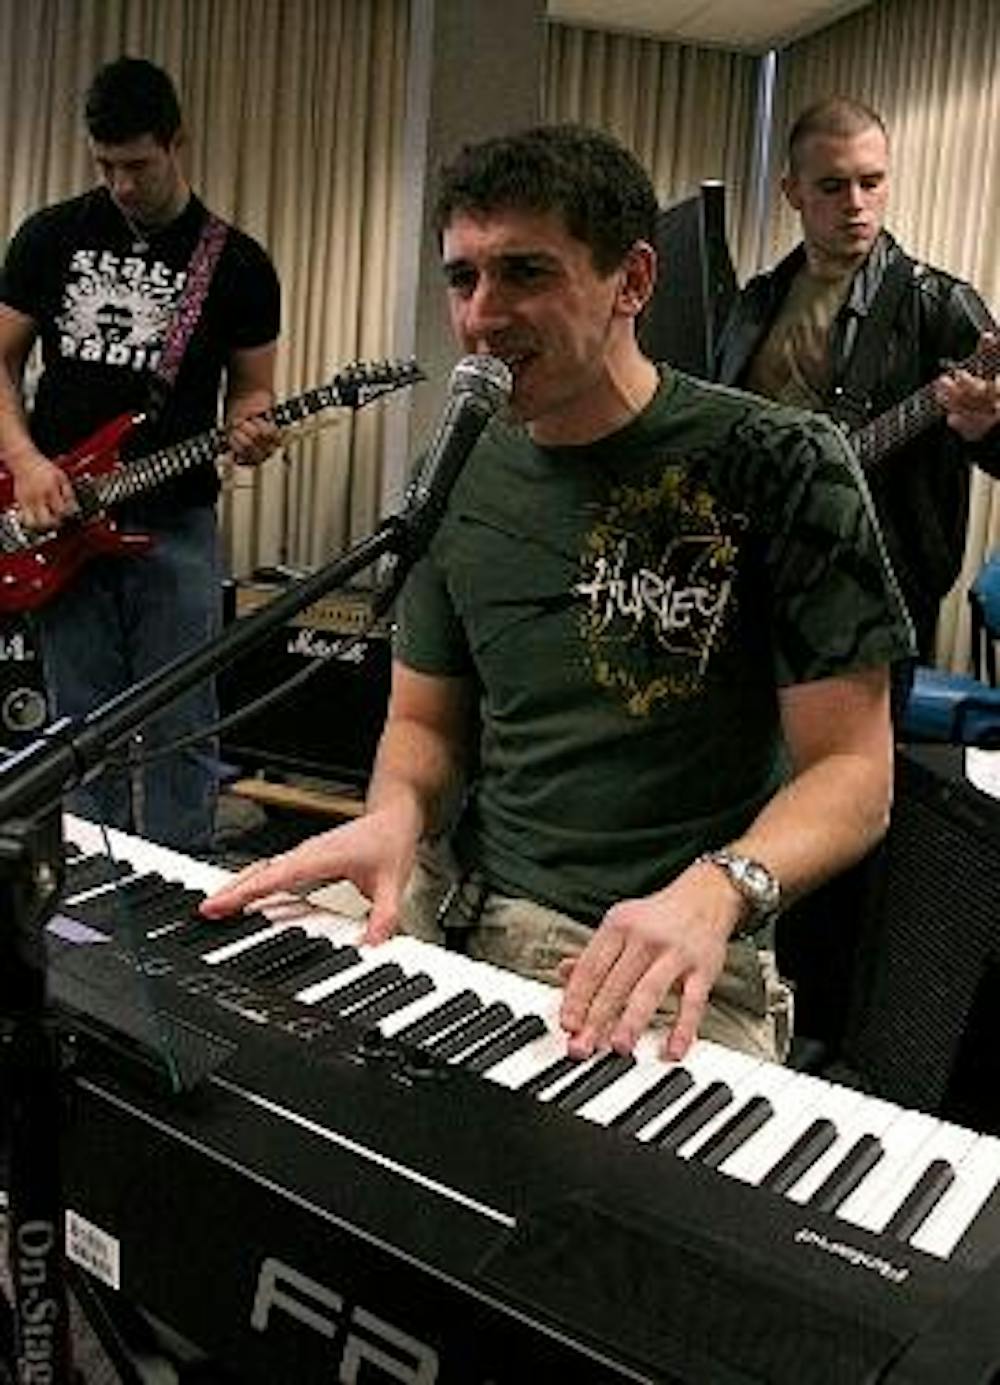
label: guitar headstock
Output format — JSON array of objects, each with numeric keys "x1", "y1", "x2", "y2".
[{"x1": 332, "y1": 357, "x2": 425, "y2": 409}]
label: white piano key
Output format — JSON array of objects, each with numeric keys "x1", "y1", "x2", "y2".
[
  {"x1": 676, "y1": 1058, "x2": 801, "y2": 1159},
  {"x1": 835, "y1": 1110, "x2": 973, "y2": 1234},
  {"x1": 908, "y1": 1134, "x2": 1000, "y2": 1259},
  {"x1": 634, "y1": 1044, "x2": 769, "y2": 1144},
  {"x1": 718, "y1": 1069, "x2": 847, "y2": 1184},
  {"x1": 783, "y1": 1093, "x2": 899, "y2": 1205},
  {"x1": 200, "y1": 923, "x2": 288, "y2": 965}
]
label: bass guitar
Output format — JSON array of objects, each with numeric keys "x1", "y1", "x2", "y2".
[{"x1": 0, "y1": 358, "x2": 422, "y2": 613}]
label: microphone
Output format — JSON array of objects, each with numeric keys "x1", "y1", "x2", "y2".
[{"x1": 402, "y1": 354, "x2": 513, "y2": 544}]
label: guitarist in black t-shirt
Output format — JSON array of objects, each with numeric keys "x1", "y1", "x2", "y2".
[{"x1": 0, "y1": 56, "x2": 281, "y2": 852}]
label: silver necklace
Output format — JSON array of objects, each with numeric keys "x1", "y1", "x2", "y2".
[{"x1": 117, "y1": 205, "x2": 151, "y2": 253}]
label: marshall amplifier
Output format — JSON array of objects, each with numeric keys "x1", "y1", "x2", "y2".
[{"x1": 218, "y1": 579, "x2": 391, "y2": 786}]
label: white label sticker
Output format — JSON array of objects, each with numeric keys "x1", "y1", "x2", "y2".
[{"x1": 65, "y1": 1209, "x2": 120, "y2": 1290}]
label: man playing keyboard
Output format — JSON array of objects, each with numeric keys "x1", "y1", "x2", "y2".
[{"x1": 203, "y1": 124, "x2": 913, "y2": 1066}]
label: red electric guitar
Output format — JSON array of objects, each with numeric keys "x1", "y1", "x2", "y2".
[{"x1": 0, "y1": 357, "x2": 422, "y2": 613}]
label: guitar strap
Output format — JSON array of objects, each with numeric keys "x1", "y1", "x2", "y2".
[
  {"x1": 830, "y1": 252, "x2": 916, "y2": 428},
  {"x1": 146, "y1": 211, "x2": 230, "y2": 422}
]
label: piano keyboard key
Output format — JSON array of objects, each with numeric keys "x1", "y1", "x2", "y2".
[
  {"x1": 807, "y1": 1133, "x2": 884, "y2": 1214},
  {"x1": 834, "y1": 1114, "x2": 978, "y2": 1237},
  {"x1": 461, "y1": 1014, "x2": 549, "y2": 1075},
  {"x1": 425, "y1": 1003, "x2": 516, "y2": 1061},
  {"x1": 389, "y1": 990, "x2": 484, "y2": 1045},
  {"x1": 651, "y1": 1080, "x2": 733, "y2": 1151},
  {"x1": 608, "y1": 1069, "x2": 695, "y2": 1138},
  {"x1": 759, "y1": 1119, "x2": 839, "y2": 1195},
  {"x1": 883, "y1": 1159, "x2": 955, "y2": 1242},
  {"x1": 346, "y1": 974, "x2": 436, "y2": 1028},
  {"x1": 690, "y1": 1096, "x2": 774, "y2": 1169},
  {"x1": 315, "y1": 962, "x2": 407, "y2": 1015},
  {"x1": 910, "y1": 1135, "x2": 1000, "y2": 1258},
  {"x1": 546, "y1": 1052, "x2": 637, "y2": 1113},
  {"x1": 58, "y1": 814, "x2": 1000, "y2": 1267}
]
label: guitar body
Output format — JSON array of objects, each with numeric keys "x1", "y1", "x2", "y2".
[{"x1": 0, "y1": 413, "x2": 153, "y2": 614}]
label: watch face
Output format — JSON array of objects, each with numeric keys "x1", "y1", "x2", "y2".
[{"x1": 743, "y1": 861, "x2": 778, "y2": 909}]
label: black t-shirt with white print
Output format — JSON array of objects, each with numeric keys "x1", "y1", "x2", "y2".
[{"x1": 0, "y1": 187, "x2": 280, "y2": 514}]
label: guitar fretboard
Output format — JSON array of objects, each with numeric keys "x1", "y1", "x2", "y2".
[
  {"x1": 85, "y1": 366, "x2": 420, "y2": 511},
  {"x1": 852, "y1": 339, "x2": 1000, "y2": 468}
]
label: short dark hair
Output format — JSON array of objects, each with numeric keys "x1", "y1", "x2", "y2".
[
  {"x1": 433, "y1": 124, "x2": 658, "y2": 275},
  {"x1": 787, "y1": 97, "x2": 888, "y2": 174},
  {"x1": 84, "y1": 57, "x2": 182, "y2": 147}
]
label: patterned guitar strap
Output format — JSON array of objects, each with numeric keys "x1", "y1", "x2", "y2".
[{"x1": 145, "y1": 211, "x2": 230, "y2": 422}]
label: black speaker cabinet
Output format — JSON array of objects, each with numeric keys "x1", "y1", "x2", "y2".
[
  {"x1": 842, "y1": 745, "x2": 1000, "y2": 1129},
  {"x1": 639, "y1": 181, "x2": 738, "y2": 379},
  {"x1": 218, "y1": 581, "x2": 390, "y2": 786}
]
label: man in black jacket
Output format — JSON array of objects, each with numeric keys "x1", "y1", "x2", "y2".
[{"x1": 716, "y1": 96, "x2": 1000, "y2": 663}]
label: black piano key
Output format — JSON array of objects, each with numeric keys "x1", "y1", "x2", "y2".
[
  {"x1": 517, "y1": 1054, "x2": 580, "y2": 1098},
  {"x1": 691, "y1": 1096, "x2": 774, "y2": 1169},
  {"x1": 346, "y1": 974, "x2": 436, "y2": 1027},
  {"x1": 392, "y1": 990, "x2": 483, "y2": 1045},
  {"x1": 272, "y1": 942, "x2": 362, "y2": 996},
  {"x1": 549, "y1": 1052, "x2": 637, "y2": 1113},
  {"x1": 69, "y1": 872, "x2": 169, "y2": 928},
  {"x1": 171, "y1": 910, "x2": 276, "y2": 952},
  {"x1": 460, "y1": 1014, "x2": 549, "y2": 1075},
  {"x1": 423, "y1": 1002, "x2": 515, "y2": 1061},
  {"x1": 134, "y1": 887, "x2": 205, "y2": 931},
  {"x1": 244, "y1": 936, "x2": 336, "y2": 986},
  {"x1": 759, "y1": 1119, "x2": 839, "y2": 1195},
  {"x1": 315, "y1": 963, "x2": 406, "y2": 1016},
  {"x1": 224, "y1": 927, "x2": 312, "y2": 978},
  {"x1": 106, "y1": 891, "x2": 195, "y2": 941},
  {"x1": 883, "y1": 1158, "x2": 956, "y2": 1242},
  {"x1": 609, "y1": 1068, "x2": 695, "y2": 1137},
  {"x1": 651, "y1": 1080, "x2": 733, "y2": 1151},
  {"x1": 63, "y1": 853, "x2": 132, "y2": 896},
  {"x1": 808, "y1": 1134, "x2": 884, "y2": 1214}
]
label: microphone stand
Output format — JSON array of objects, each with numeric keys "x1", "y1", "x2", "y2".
[
  {"x1": 0, "y1": 506, "x2": 417, "y2": 1385},
  {"x1": 0, "y1": 348, "x2": 511, "y2": 1382}
]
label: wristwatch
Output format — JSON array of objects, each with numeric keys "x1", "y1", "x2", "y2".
[{"x1": 699, "y1": 848, "x2": 781, "y2": 938}]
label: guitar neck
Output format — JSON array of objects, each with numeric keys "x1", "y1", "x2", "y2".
[
  {"x1": 90, "y1": 382, "x2": 348, "y2": 509},
  {"x1": 851, "y1": 339, "x2": 1000, "y2": 469},
  {"x1": 851, "y1": 379, "x2": 942, "y2": 468}
]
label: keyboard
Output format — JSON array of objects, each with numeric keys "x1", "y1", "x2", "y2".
[{"x1": 47, "y1": 818, "x2": 1000, "y2": 1384}]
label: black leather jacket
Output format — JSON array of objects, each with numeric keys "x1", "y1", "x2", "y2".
[{"x1": 715, "y1": 231, "x2": 1000, "y2": 656}]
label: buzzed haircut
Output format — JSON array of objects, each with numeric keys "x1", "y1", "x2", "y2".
[
  {"x1": 433, "y1": 123, "x2": 658, "y2": 275},
  {"x1": 787, "y1": 98, "x2": 888, "y2": 174},
  {"x1": 85, "y1": 56, "x2": 182, "y2": 148}
]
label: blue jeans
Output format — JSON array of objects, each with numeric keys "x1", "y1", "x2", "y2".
[{"x1": 38, "y1": 506, "x2": 222, "y2": 854}]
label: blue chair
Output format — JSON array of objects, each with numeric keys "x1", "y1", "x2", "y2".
[
  {"x1": 969, "y1": 553, "x2": 1000, "y2": 686},
  {"x1": 902, "y1": 665, "x2": 1000, "y2": 747}
]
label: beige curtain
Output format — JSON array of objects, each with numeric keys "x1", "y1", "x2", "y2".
[
  {"x1": 0, "y1": 0, "x2": 411, "y2": 578},
  {"x1": 769, "y1": 0, "x2": 1000, "y2": 669},
  {"x1": 544, "y1": 23, "x2": 760, "y2": 274}
]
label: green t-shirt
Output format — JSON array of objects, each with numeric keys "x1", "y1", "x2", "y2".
[{"x1": 396, "y1": 369, "x2": 913, "y2": 924}]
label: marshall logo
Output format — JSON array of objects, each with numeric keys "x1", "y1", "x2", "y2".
[
  {"x1": 251, "y1": 1256, "x2": 440, "y2": 1382},
  {"x1": 287, "y1": 628, "x2": 369, "y2": 665}
]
